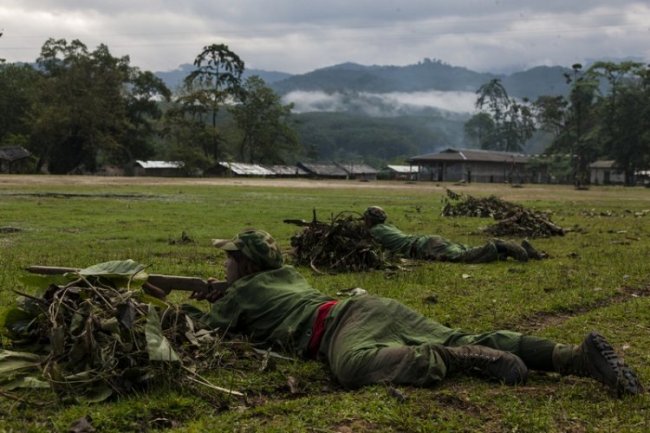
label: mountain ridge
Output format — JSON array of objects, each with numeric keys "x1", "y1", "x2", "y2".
[{"x1": 155, "y1": 59, "x2": 573, "y2": 100}]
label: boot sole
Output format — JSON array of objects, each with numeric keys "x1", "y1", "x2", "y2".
[{"x1": 588, "y1": 332, "x2": 644, "y2": 396}]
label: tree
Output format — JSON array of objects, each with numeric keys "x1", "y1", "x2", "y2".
[
  {"x1": 162, "y1": 102, "x2": 214, "y2": 175},
  {"x1": 29, "y1": 39, "x2": 124, "y2": 173},
  {"x1": 586, "y1": 61, "x2": 649, "y2": 185},
  {"x1": 179, "y1": 44, "x2": 245, "y2": 161},
  {"x1": 533, "y1": 62, "x2": 650, "y2": 187},
  {"x1": 472, "y1": 79, "x2": 535, "y2": 152},
  {"x1": 464, "y1": 112, "x2": 495, "y2": 149},
  {"x1": 565, "y1": 64, "x2": 600, "y2": 187},
  {"x1": 28, "y1": 38, "x2": 170, "y2": 173},
  {"x1": 229, "y1": 76, "x2": 299, "y2": 163},
  {"x1": 0, "y1": 63, "x2": 42, "y2": 147},
  {"x1": 533, "y1": 95, "x2": 569, "y2": 138},
  {"x1": 534, "y1": 64, "x2": 599, "y2": 187},
  {"x1": 117, "y1": 69, "x2": 171, "y2": 168}
]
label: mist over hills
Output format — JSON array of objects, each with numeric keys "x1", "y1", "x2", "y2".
[
  {"x1": 154, "y1": 60, "x2": 573, "y2": 162},
  {"x1": 156, "y1": 59, "x2": 572, "y2": 101}
]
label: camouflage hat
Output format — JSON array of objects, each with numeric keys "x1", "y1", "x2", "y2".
[
  {"x1": 213, "y1": 229, "x2": 284, "y2": 270},
  {"x1": 363, "y1": 206, "x2": 387, "y2": 223}
]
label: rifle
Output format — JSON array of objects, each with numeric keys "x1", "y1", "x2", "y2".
[
  {"x1": 283, "y1": 219, "x2": 312, "y2": 227},
  {"x1": 25, "y1": 265, "x2": 228, "y2": 297}
]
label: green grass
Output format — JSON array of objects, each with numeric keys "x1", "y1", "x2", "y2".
[{"x1": 1, "y1": 177, "x2": 650, "y2": 432}]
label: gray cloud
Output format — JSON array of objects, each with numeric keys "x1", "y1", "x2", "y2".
[{"x1": 1, "y1": 1, "x2": 648, "y2": 74}]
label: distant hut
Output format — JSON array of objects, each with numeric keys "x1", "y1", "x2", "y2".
[
  {"x1": 297, "y1": 162, "x2": 348, "y2": 179},
  {"x1": 133, "y1": 160, "x2": 184, "y2": 177},
  {"x1": 380, "y1": 164, "x2": 419, "y2": 180},
  {"x1": 264, "y1": 165, "x2": 309, "y2": 177},
  {"x1": 0, "y1": 145, "x2": 33, "y2": 173},
  {"x1": 210, "y1": 162, "x2": 275, "y2": 177},
  {"x1": 589, "y1": 160, "x2": 625, "y2": 185},
  {"x1": 335, "y1": 162, "x2": 378, "y2": 181}
]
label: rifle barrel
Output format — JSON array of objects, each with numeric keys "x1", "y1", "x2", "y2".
[{"x1": 25, "y1": 265, "x2": 227, "y2": 294}]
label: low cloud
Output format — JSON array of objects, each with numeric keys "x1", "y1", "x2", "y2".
[{"x1": 283, "y1": 90, "x2": 477, "y2": 116}]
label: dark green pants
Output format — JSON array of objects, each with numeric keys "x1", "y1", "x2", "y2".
[
  {"x1": 414, "y1": 236, "x2": 498, "y2": 263},
  {"x1": 320, "y1": 296, "x2": 527, "y2": 388}
]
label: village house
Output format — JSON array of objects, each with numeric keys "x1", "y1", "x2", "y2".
[
  {"x1": 133, "y1": 160, "x2": 184, "y2": 177},
  {"x1": 335, "y1": 162, "x2": 379, "y2": 181},
  {"x1": 408, "y1": 148, "x2": 529, "y2": 183},
  {"x1": 0, "y1": 145, "x2": 33, "y2": 174},
  {"x1": 297, "y1": 162, "x2": 349, "y2": 179},
  {"x1": 263, "y1": 165, "x2": 309, "y2": 177},
  {"x1": 380, "y1": 164, "x2": 419, "y2": 180},
  {"x1": 208, "y1": 162, "x2": 276, "y2": 177},
  {"x1": 589, "y1": 160, "x2": 625, "y2": 185}
]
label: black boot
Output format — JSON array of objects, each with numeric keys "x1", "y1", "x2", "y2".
[
  {"x1": 552, "y1": 332, "x2": 643, "y2": 396},
  {"x1": 493, "y1": 239, "x2": 529, "y2": 262},
  {"x1": 521, "y1": 239, "x2": 547, "y2": 260},
  {"x1": 442, "y1": 345, "x2": 528, "y2": 385}
]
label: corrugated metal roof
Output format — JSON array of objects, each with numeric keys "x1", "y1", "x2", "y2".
[
  {"x1": 589, "y1": 160, "x2": 617, "y2": 169},
  {"x1": 409, "y1": 148, "x2": 529, "y2": 164},
  {"x1": 298, "y1": 162, "x2": 349, "y2": 177},
  {"x1": 135, "y1": 160, "x2": 183, "y2": 169},
  {"x1": 218, "y1": 162, "x2": 275, "y2": 176},
  {"x1": 385, "y1": 164, "x2": 418, "y2": 173},
  {"x1": 0, "y1": 146, "x2": 31, "y2": 162},
  {"x1": 336, "y1": 162, "x2": 378, "y2": 175},
  {"x1": 265, "y1": 165, "x2": 308, "y2": 176}
]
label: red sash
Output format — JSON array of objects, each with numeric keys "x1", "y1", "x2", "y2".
[{"x1": 308, "y1": 300, "x2": 338, "y2": 358}]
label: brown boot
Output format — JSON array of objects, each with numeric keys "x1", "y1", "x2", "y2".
[
  {"x1": 552, "y1": 332, "x2": 643, "y2": 396},
  {"x1": 493, "y1": 239, "x2": 529, "y2": 262},
  {"x1": 521, "y1": 239, "x2": 546, "y2": 260},
  {"x1": 442, "y1": 345, "x2": 528, "y2": 385}
]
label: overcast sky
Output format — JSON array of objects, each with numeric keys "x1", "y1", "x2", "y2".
[{"x1": 1, "y1": 1, "x2": 649, "y2": 75}]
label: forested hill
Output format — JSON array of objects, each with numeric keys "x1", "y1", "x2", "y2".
[
  {"x1": 266, "y1": 61, "x2": 569, "y2": 160},
  {"x1": 156, "y1": 60, "x2": 572, "y2": 100},
  {"x1": 152, "y1": 60, "x2": 571, "y2": 161},
  {"x1": 269, "y1": 60, "x2": 571, "y2": 100},
  {"x1": 155, "y1": 64, "x2": 292, "y2": 91}
]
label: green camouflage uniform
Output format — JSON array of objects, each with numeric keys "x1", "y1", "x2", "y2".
[
  {"x1": 189, "y1": 229, "x2": 641, "y2": 395},
  {"x1": 195, "y1": 264, "x2": 544, "y2": 388},
  {"x1": 368, "y1": 223, "x2": 498, "y2": 263}
]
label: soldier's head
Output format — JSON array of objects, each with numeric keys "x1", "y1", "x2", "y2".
[
  {"x1": 213, "y1": 229, "x2": 283, "y2": 283},
  {"x1": 363, "y1": 206, "x2": 387, "y2": 227}
]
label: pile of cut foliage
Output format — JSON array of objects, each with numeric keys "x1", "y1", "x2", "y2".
[
  {"x1": 0, "y1": 260, "x2": 243, "y2": 404},
  {"x1": 442, "y1": 189, "x2": 565, "y2": 238},
  {"x1": 286, "y1": 210, "x2": 389, "y2": 273}
]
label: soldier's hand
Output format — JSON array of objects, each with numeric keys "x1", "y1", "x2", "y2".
[{"x1": 190, "y1": 278, "x2": 227, "y2": 303}]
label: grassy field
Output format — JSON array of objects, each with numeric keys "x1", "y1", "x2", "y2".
[{"x1": 1, "y1": 175, "x2": 649, "y2": 433}]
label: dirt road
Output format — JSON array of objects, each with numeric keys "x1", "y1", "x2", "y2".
[{"x1": 1, "y1": 174, "x2": 648, "y2": 202}]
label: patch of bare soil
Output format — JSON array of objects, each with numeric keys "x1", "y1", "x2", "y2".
[
  {"x1": 0, "y1": 226, "x2": 22, "y2": 233},
  {"x1": 509, "y1": 285, "x2": 650, "y2": 333}
]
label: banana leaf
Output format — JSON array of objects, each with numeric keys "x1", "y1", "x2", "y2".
[
  {"x1": 78, "y1": 259, "x2": 149, "y2": 289},
  {"x1": 1, "y1": 375, "x2": 50, "y2": 390},
  {"x1": 145, "y1": 306, "x2": 180, "y2": 362},
  {"x1": 0, "y1": 350, "x2": 43, "y2": 376},
  {"x1": 1, "y1": 305, "x2": 40, "y2": 341}
]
